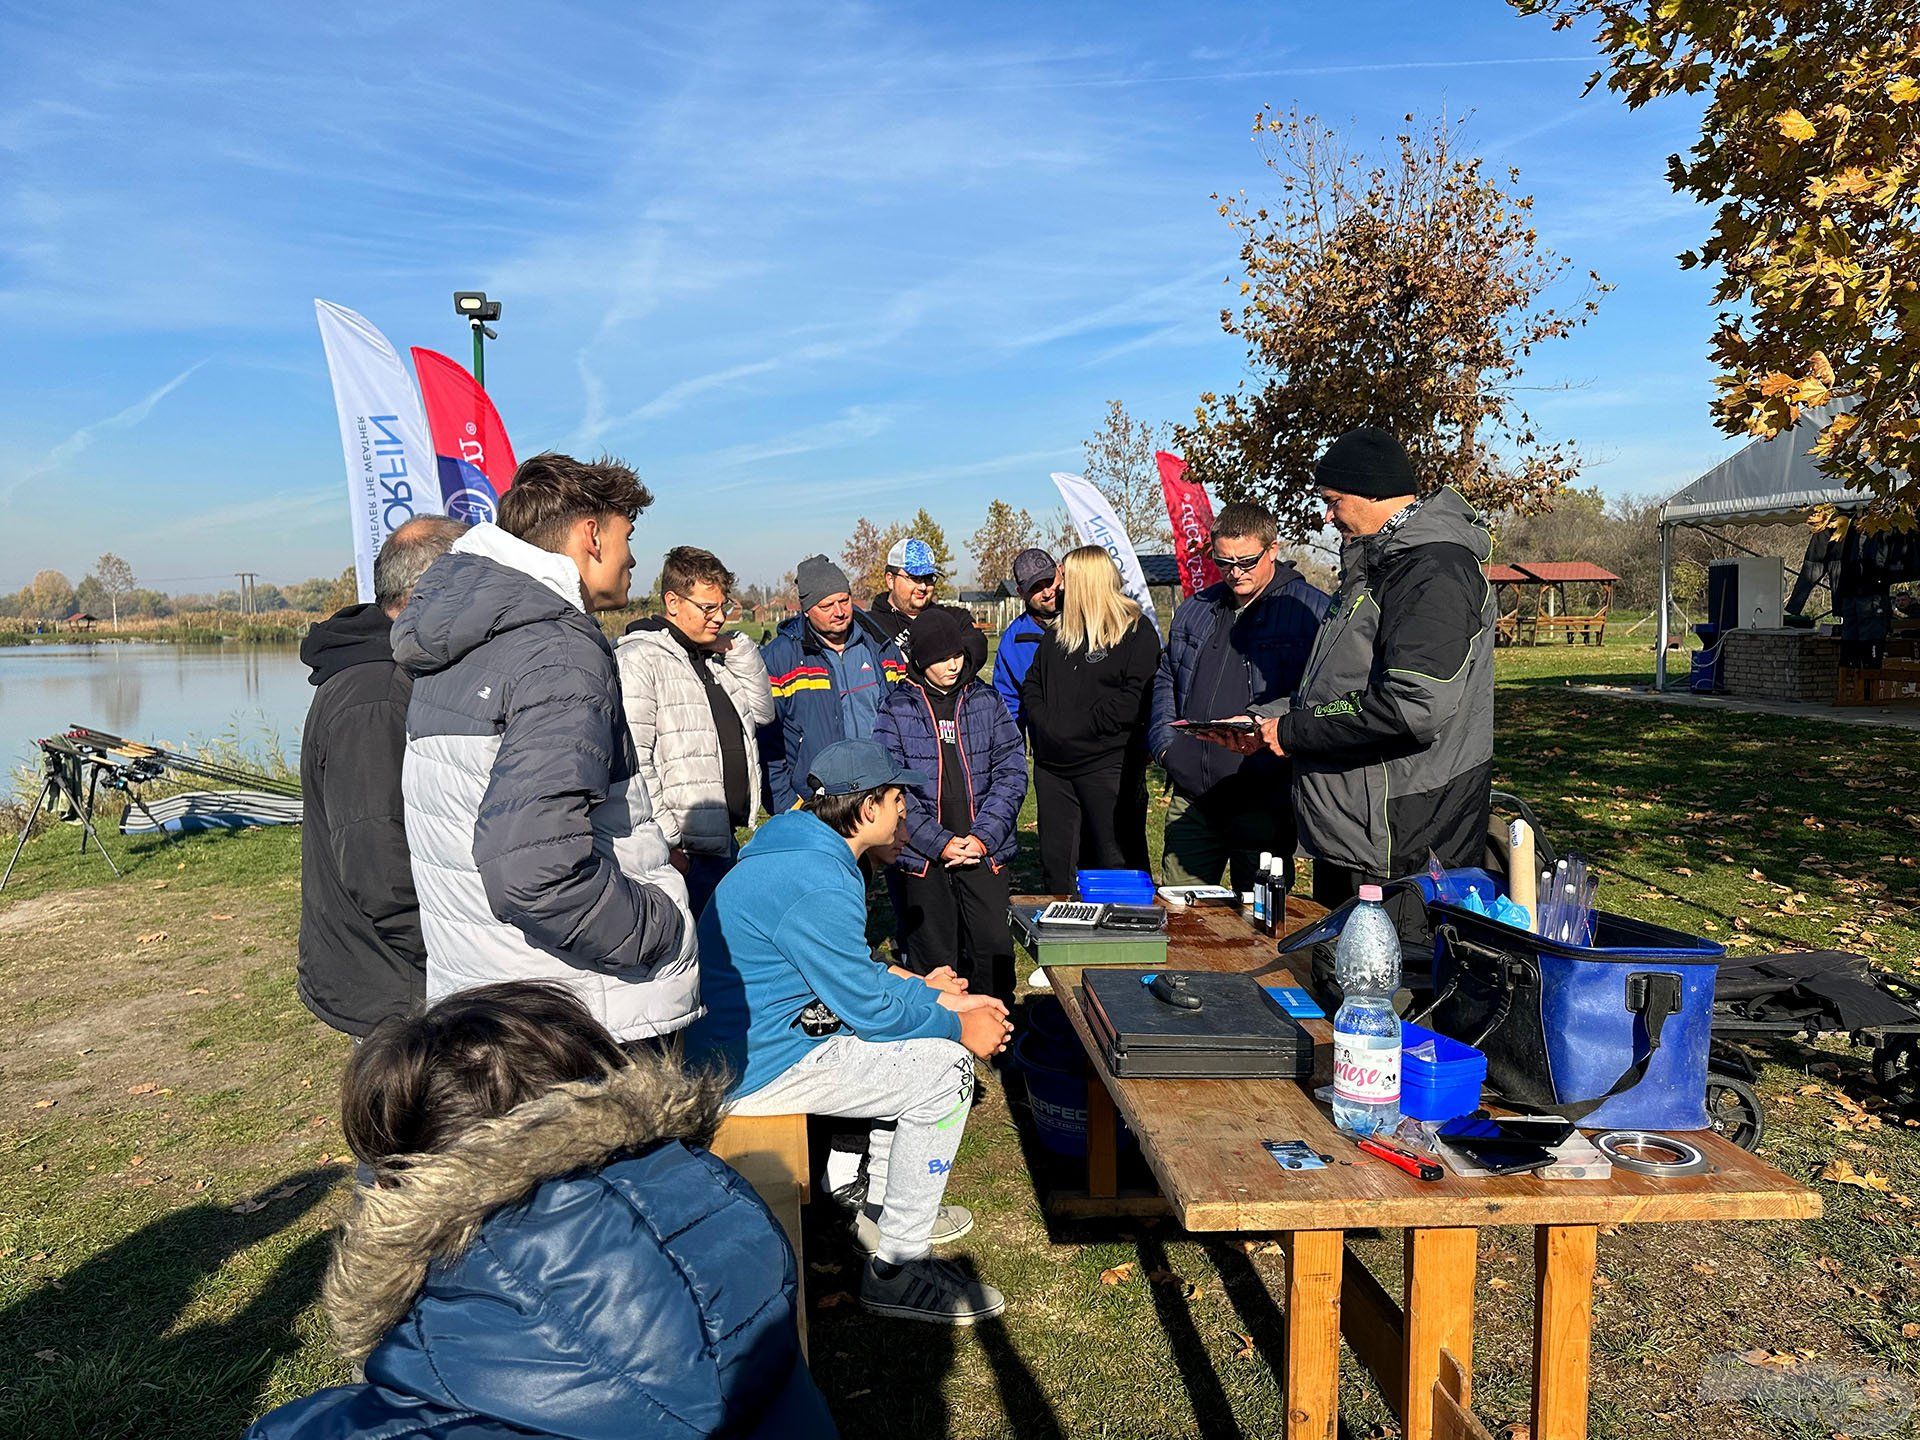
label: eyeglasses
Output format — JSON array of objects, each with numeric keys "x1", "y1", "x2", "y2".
[
  {"x1": 1210, "y1": 552, "x2": 1266, "y2": 573},
  {"x1": 670, "y1": 593, "x2": 740, "y2": 620}
]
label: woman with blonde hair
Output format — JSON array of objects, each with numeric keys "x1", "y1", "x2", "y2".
[{"x1": 1019, "y1": 545, "x2": 1162, "y2": 891}]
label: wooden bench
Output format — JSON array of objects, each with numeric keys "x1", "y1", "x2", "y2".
[
  {"x1": 710, "y1": 1112, "x2": 811, "y2": 1350},
  {"x1": 1528, "y1": 613, "x2": 1608, "y2": 646}
]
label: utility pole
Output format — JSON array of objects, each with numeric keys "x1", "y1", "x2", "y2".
[{"x1": 234, "y1": 572, "x2": 259, "y2": 617}]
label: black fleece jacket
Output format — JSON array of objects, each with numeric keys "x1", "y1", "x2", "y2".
[
  {"x1": 297, "y1": 603, "x2": 424, "y2": 1036},
  {"x1": 1020, "y1": 616, "x2": 1162, "y2": 776}
]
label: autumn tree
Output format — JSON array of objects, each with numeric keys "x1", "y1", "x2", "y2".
[
  {"x1": 1177, "y1": 108, "x2": 1605, "y2": 537},
  {"x1": 1082, "y1": 401, "x2": 1174, "y2": 551},
  {"x1": 967, "y1": 500, "x2": 1040, "y2": 589},
  {"x1": 28, "y1": 569, "x2": 75, "y2": 621},
  {"x1": 841, "y1": 518, "x2": 899, "y2": 603},
  {"x1": 1515, "y1": 1, "x2": 1920, "y2": 519},
  {"x1": 90, "y1": 552, "x2": 135, "y2": 629},
  {"x1": 906, "y1": 508, "x2": 956, "y2": 596}
]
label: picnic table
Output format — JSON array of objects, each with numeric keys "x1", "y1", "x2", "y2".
[{"x1": 1026, "y1": 895, "x2": 1821, "y2": 1440}]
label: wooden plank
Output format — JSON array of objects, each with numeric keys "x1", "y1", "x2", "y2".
[
  {"x1": 1434, "y1": 1348, "x2": 1495, "y2": 1440},
  {"x1": 1531, "y1": 1224, "x2": 1598, "y2": 1440},
  {"x1": 1085, "y1": 1066, "x2": 1119, "y2": 1200},
  {"x1": 1403, "y1": 1228, "x2": 1477, "y2": 1440},
  {"x1": 1339, "y1": 1247, "x2": 1404, "y2": 1403},
  {"x1": 710, "y1": 1112, "x2": 810, "y2": 1355},
  {"x1": 1031, "y1": 898, "x2": 1822, "y2": 1234},
  {"x1": 1284, "y1": 1229, "x2": 1343, "y2": 1440}
]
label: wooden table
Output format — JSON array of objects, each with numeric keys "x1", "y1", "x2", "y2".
[{"x1": 1028, "y1": 897, "x2": 1822, "y2": 1440}]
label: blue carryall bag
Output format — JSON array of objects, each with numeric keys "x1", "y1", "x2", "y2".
[{"x1": 1418, "y1": 900, "x2": 1724, "y2": 1131}]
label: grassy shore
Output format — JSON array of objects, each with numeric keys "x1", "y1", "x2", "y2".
[{"x1": 4, "y1": 636, "x2": 1918, "y2": 1439}]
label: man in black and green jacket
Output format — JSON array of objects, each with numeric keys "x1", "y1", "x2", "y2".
[{"x1": 1237, "y1": 428, "x2": 1495, "y2": 906}]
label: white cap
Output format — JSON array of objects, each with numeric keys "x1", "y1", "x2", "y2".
[
  {"x1": 1358, "y1": 884, "x2": 1384, "y2": 902},
  {"x1": 1258, "y1": 851, "x2": 1274, "y2": 867}
]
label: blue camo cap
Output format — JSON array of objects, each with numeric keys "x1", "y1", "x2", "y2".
[
  {"x1": 805, "y1": 739, "x2": 931, "y2": 798},
  {"x1": 886, "y1": 535, "x2": 941, "y2": 578}
]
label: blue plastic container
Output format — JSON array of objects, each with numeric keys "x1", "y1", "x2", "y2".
[
  {"x1": 1077, "y1": 868, "x2": 1156, "y2": 905},
  {"x1": 1399, "y1": 1021, "x2": 1487, "y2": 1123},
  {"x1": 1014, "y1": 1027, "x2": 1139, "y2": 1159}
]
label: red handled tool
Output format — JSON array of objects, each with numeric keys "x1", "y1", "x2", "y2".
[{"x1": 1356, "y1": 1137, "x2": 1443, "y2": 1182}]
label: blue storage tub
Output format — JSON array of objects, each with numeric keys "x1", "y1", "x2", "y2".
[
  {"x1": 1400, "y1": 1021, "x2": 1486, "y2": 1122},
  {"x1": 1077, "y1": 868, "x2": 1156, "y2": 905}
]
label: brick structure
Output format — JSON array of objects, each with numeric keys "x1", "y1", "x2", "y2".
[{"x1": 1719, "y1": 628, "x2": 1841, "y2": 704}]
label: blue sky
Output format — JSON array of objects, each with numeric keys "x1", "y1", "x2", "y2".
[{"x1": 0, "y1": 1, "x2": 1730, "y2": 593}]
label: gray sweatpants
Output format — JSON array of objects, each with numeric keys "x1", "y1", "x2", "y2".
[{"x1": 729, "y1": 1034, "x2": 975, "y2": 1263}]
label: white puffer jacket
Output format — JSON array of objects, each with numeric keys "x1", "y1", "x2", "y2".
[{"x1": 615, "y1": 623, "x2": 776, "y2": 857}]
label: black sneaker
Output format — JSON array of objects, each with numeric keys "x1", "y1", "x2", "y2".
[
  {"x1": 860, "y1": 1255, "x2": 1006, "y2": 1325},
  {"x1": 820, "y1": 1152, "x2": 869, "y2": 1214}
]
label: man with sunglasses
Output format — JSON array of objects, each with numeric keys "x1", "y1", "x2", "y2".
[
  {"x1": 617, "y1": 545, "x2": 775, "y2": 916},
  {"x1": 1149, "y1": 502, "x2": 1329, "y2": 895}
]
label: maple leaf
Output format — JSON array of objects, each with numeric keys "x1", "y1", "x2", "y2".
[
  {"x1": 1819, "y1": 1158, "x2": 1892, "y2": 1192},
  {"x1": 1099, "y1": 1263, "x2": 1136, "y2": 1286}
]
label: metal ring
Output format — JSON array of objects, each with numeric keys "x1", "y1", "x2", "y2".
[{"x1": 1594, "y1": 1130, "x2": 1711, "y2": 1177}]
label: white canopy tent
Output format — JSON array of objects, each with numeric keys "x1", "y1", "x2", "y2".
[{"x1": 1655, "y1": 407, "x2": 1876, "y2": 689}]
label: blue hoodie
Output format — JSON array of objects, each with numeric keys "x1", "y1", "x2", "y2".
[{"x1": 685, "y1": 810, "x2": 962, "y2": 1097}]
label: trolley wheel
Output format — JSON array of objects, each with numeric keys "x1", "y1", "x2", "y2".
[
  {"x1": 1873, "y1": 1039, "x2": 1919, "y2": 1096},
  {"x1": 1705, "y1": 1074, "x2": 1765, "y2": 1151}
]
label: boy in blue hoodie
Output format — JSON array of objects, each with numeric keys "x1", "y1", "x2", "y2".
[{"x1": 686, "y1": 739, "x2": 1012, "y2": 1325}]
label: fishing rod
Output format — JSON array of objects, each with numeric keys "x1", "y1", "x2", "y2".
[{"x1": 65, "y1": 725, "x2": 303, "y2": 797}]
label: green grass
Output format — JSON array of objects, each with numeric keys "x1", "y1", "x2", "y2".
[{"x1": 2, "y1": 639, "x2": 1918, "y2": 1438}]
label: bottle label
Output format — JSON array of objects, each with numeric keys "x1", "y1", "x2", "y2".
[{"x1": 1334, "y1": 1033, "x2": 1401, "y2": 1104}]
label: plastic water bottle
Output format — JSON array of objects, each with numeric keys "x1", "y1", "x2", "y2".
[{"x1": 1331, "y1": 884, "x2": 1403, "y2": 1137}]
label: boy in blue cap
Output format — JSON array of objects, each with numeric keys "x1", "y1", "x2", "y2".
[{"x1": 686, "y1": 738, "x2": 1012, "y2": 1324}]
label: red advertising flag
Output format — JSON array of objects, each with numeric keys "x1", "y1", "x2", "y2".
[
  {"x1": 1156, "y1": 451, "x2": 1221, "y2": 598},
  {"x1": 410, "y1": 347, "x2": 518, "y2": 524}
]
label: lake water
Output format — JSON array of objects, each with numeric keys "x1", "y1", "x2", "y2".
[{"x1": 0, "y1": 643, "x2": 314, "y2": 771}]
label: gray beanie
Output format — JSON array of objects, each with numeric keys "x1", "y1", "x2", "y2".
[{"x1": 796, "y1": 554, "x2": 851, "y2": 612}]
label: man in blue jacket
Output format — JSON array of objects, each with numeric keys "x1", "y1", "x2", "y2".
[
  {"x1": 990, "y1": 546, "x2": 1058, "y2": 731},
  {"x1": 1149, "y1": 501, "x2": 1329, "y2": 894},
  {"x1": 758, "y1": 555, "x2": 906, "y2": 813},
  {"x1": 687, "y1": 739, "x2": 1013, "y2": 1325}
]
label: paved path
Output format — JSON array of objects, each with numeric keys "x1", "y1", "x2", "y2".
[{"x1": 1565, "y1": 683, "x2": 1920, "y2": 733}]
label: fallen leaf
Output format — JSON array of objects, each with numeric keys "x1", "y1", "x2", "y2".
[
  {"x1": 1820, "y1": 1158, "x2": 1893, "y2": 1192},
  {"x1": 1689, "y1": 1262, "x2": 1716, "y2": 1276},
  {"x1": 208, "y1": 913, "x2": 235, "y2": 922},
  {"x1": 807, "y1": 1261, "x2": 843, "y2": 1276},
  {"x1": 33, "y1": 1349, "x2": 60, "y2": 1363},
  {"x1": 815, "y1": 1291, "x2": 854, "y2": 1309},
  {"x1": 228, "y1": 1198, "x2": 268, "y2": 1215},
  {"x1": 845, "y1": 1388, "x2": 871, "y2": 1399},
  {"x1": 1146, "y1": 1267, "x2": 1179, "y2": 1285},
  {"x1": 184, "y1": 987, "x2": 209, "y2": 996},
  {"x1": 128, "y1": 1155, "x2": 144, "y2": 1168},
  {"x1": 1904, "y1": 1323, "x2": 1920, "y2": 1340},
  {"x1": 136, "y1": 931, "x2": 168, "y2": 944},
  {"x1": 1232, "y1": 1332, "x2": 1255, "y2": 1361},
  {"x1": 1099, "y1": 1263, "x2": 1136, "y2": 1286},
  {"x1": 30, "y1": 1099, "x2": 55, "y2": 1110},
  {"x1": 127, "y1": 1083, "x2": 160, "y2": 1097},
  {"x1": 1488, "y1": 1276, "x2": 1513, "y2": 1291}
]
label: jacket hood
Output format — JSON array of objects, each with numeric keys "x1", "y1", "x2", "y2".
[
  {"x1": 392, "y1": 523, "x2": 590, "y2": 677},
  {"x1": 326, "y1": 1055, "x2": 725, "y2": 1361},
  {"x1": 1375, "y1": 487, "x2": 1492, "y2": 565},
  {"x1": 300, "y1": 603, "x2": 394, "y2": 686},
  {"x1": 739, "y1": 809, "x2": 859, "y2": 874}
]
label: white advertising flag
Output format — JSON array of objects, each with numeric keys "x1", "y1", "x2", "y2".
[
  {"x1": 314, "y1": 299, "x2": 440, "y2": 603},
  {"x1": 1049, "y1": 471, "x2": 1161, "y2": 634}
]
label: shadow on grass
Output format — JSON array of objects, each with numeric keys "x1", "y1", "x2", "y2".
[{"x1": 0, "y1": 1168, "x2": 341, "y2": 1440}]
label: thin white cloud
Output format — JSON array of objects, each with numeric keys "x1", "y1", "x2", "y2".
[{"x1": 1, "y1": 359, "x2": 207, "y2": 500}]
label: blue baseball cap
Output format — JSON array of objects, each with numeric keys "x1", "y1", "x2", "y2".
[
  {"x1": 804, "y1": 739, "x2": 930, "y2": 798},
  {"x1": 886, "y1": 536, "x2": 941, "y2": 579}
]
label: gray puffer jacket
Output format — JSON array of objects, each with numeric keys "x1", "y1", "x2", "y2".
[
  {"x1": 1255, "y1": 488, "x2": 1496, "y2": 879},
  {"x1": 393, "y1": 524, "x2": 700, "y2": 1042},
  {"x1": 615, "y1": 623, "x2": 775, "y2": 857}
]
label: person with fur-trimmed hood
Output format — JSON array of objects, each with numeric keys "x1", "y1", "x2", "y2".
[{"x1": 242, "y1": 980, "x2": 834, "y2": 1440}]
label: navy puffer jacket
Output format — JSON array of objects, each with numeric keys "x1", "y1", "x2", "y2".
[
  {"x1": 872, "y1": 676, "x2": 1027, "y2": 875},
  {"x1": 244, "y1": 1059, "x2": 836, "y2": 1440}
]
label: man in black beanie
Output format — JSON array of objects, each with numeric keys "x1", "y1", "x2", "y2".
[{"x1": 1201, "y1": 426, "x2": 1496, "y2": 907}]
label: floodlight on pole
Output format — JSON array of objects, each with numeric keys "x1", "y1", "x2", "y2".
[{"x1": 453, "y1": 291, "x2": 502, "y2": 388}]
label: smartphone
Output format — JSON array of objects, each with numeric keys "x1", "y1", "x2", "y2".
[
  {"x1": 1440, "y1": 1135, "x2": 1557, "y2": 1176},
  {"x1": 1439, "y1": 1115, "x2": 1574, "y2": 1152}
]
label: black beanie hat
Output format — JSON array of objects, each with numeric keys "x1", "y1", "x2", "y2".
[
  {"x1": 1314, "y1": 427, "x2": 1418, "y2": 501},
  {"x1": 906, "y1": 606, "x2": 971, "y2": 669}
]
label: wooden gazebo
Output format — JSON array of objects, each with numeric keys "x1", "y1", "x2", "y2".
[{"x1": 1486, "y1": 562, "x2": 1619, "y2": 646}]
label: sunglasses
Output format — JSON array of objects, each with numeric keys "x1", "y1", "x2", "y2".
[{"x1": 1210, "y1": 552, "x2": 1266, "y2": 573}]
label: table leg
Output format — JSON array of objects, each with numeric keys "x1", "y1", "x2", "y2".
[
  {"x1": 1531, "y1": 1224, "x2": 1597, "y2": 1440},
  {"x1": 1402, "y1": 1227, "x2": 1478, "y2": 1440},
  {"x1": 1285, "y1": 1229, "x2": 1343, "y2": 1440},
  {"x1": 1085, "y1": 1067, "x2": 1118, "y2": 1200}
]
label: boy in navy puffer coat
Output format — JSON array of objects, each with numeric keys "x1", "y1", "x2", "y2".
[
  {"x1": 244, "y1": 981, "x2": 833, "y2": 1440},
  {"x1": 874, "y1": 608, "x2": 1028, "y2": 1005}
]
